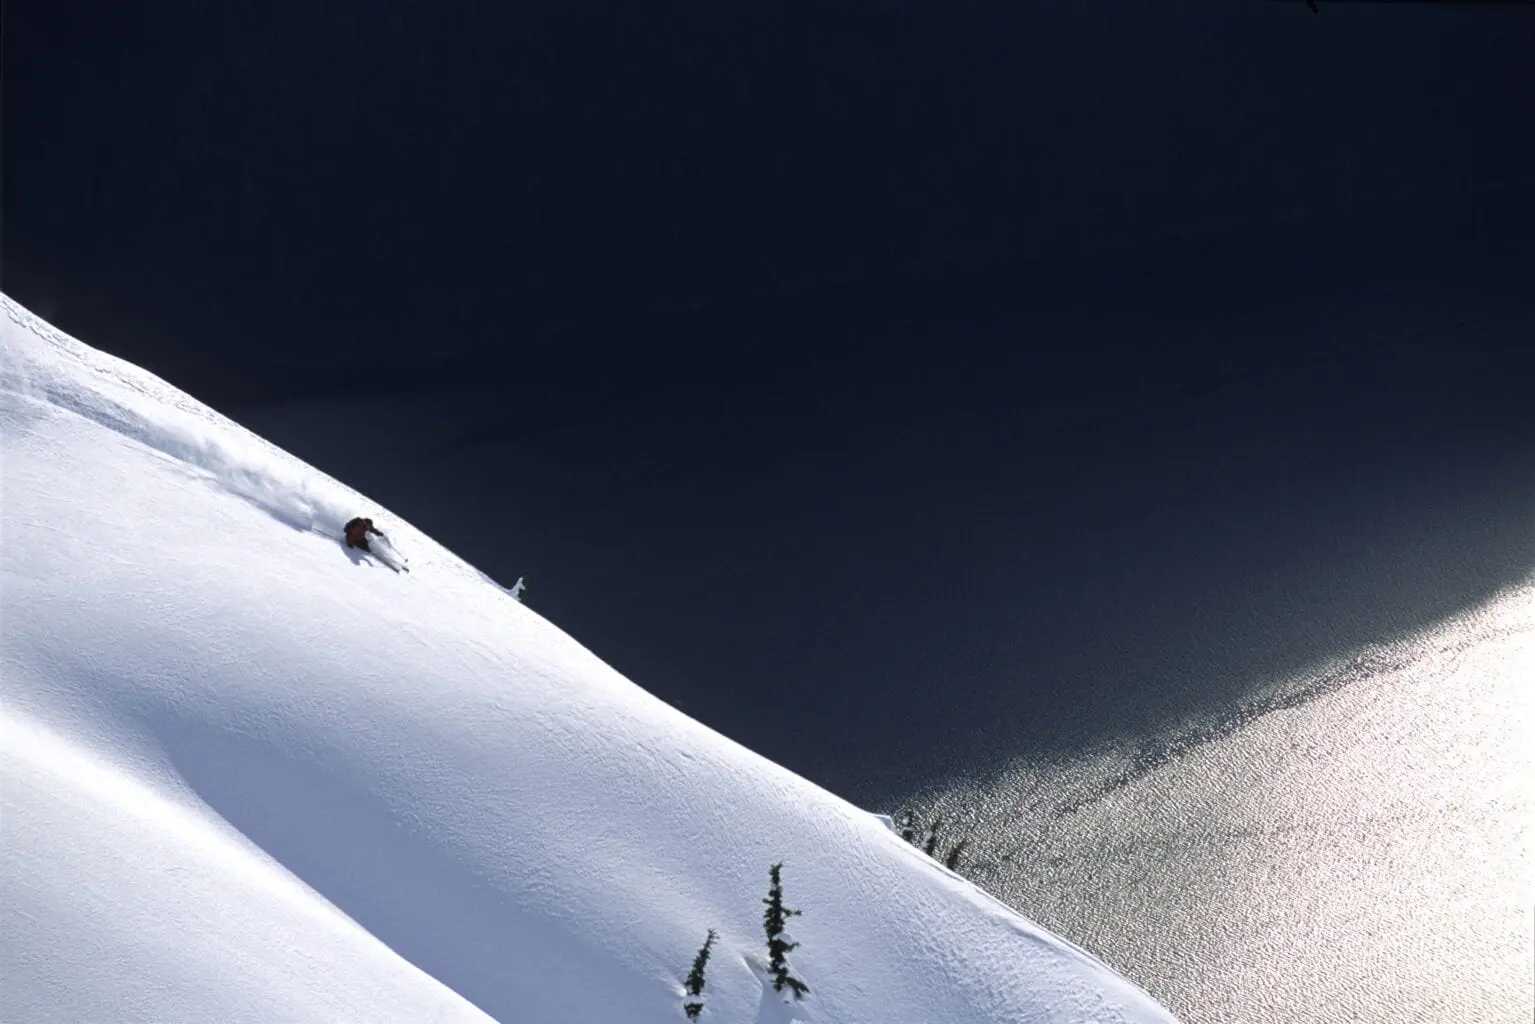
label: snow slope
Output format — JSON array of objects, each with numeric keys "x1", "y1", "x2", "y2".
[{"x1": 0, "y1": 294, "x2": 1177, "y2": 1023}]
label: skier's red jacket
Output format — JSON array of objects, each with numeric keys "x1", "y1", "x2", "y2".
[{"x1": 344, "y1": 517, "x2": 377, "y2": 549}]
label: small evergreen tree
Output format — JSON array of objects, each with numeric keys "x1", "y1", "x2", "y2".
[
  {"x1": 922, "y1": 817, "x2": 943, "y2": 856},
  {"x1": 897, "y1": 810, "x2": 972, "y2": 875},
  {"x1": 682, "y1": 928, "x2": 717, "y2": 1021},
  {"x1": 762, "y1": 863, "x2": 809, "y2": 999}
]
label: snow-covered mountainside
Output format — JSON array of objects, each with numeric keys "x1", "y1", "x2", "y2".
[{"x1": 0, "y1": 294, "x2": 1177, "y2": 1023}]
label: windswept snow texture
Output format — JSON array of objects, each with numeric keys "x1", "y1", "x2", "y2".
[{"x1": 0, "y1": 295, "x2": 1178, "y2": 1023}]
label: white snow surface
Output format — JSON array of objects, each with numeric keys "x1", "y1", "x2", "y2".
[{"x1": 0, "y1": 295, "x2": 1178, "y2": 1023}]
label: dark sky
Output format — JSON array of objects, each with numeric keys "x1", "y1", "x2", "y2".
[{"x1": 5, "y1": 1, "x2": 1534, "y2": 800}]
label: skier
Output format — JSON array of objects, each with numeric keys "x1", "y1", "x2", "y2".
[
  {"x1": 343, "y1": 516, "x2": 384, "y2": 553},
  {"x1": 344, "y1": 516, "x2": 410, "y2": 572}
]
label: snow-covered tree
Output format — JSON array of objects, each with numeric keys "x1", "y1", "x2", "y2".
[
  {"x1": 762, "y1": 863, "x2": 809, "y2": 999},
  {"x1": 681, "y1": 928, "x2": 717, "y2": 1020},
  {"x1": 896, "y1": 809, "x2": 970, "y2": 874},
  {"x1": 922, "y1": 817, "x2": 943, "y2": 857}
]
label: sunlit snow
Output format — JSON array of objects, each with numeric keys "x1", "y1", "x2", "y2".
[{"x1": 0, "y1": 294, "x2": 1177, "y2": 1022}]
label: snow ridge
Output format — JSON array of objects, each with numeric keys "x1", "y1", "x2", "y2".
[{"x1": 1, "y1": 293, "x2": 1178, "y2": 1023}]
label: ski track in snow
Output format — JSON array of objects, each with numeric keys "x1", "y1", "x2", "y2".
[{"x1": 2, "y1": 300, "x2": 358, "y2": 541}]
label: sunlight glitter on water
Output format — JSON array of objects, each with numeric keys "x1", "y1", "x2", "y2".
[{"x1": 921, "y1": 576, "x2": 1534, "y2": 1024}]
